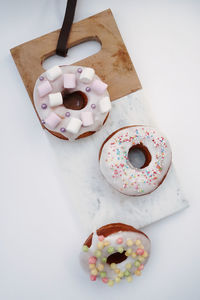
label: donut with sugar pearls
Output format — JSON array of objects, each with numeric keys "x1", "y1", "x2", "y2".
[{"x1": 80, "y1": 223, "x2": 151, "y2": 286}]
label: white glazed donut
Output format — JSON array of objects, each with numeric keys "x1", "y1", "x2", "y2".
[
  {"x1": 99, "y1": 125, "x2": 172, "y2": 196},
  {"x1": 33, "y1": 65, "x2": 111, "y2": 140},
  {"x1": 80, "y1": 223, "x2": 151, "y2": 286}
]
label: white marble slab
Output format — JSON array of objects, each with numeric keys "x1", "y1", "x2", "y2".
[{"x1": 46, "y1": 90, "x2": 188, "y2": 234}]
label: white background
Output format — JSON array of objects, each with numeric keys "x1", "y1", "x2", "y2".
[{"x1": 0, "y1": 0, "x2": 199, "y2": 299}]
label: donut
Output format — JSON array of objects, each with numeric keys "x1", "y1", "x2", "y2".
[
  {"x1": 80, "y1": 223, "x2": 151, "y2": 286},
  {"x1": 33, "y1": 65, "x2": 111, "y2": 140},
  {"x1": 99, "y1": 125, "x2": 172, "y2": 196}
]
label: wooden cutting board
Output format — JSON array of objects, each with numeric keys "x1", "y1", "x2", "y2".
[{"x1": 10, "y1": 9, "x2": 141, "y2": 129}]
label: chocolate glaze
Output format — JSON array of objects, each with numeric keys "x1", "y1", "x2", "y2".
[{"x1": 84, "y1": 223, "x2": 149, "y2": 248}]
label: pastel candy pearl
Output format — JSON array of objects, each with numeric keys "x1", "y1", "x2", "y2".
[
  {"x1": 45, "y1": 112, "x2": 61, "y2": 129},
  {"x1": 64, "y1": 73, "x2": 76, "y2": 89},
  {"x1": 79, "y1": 67, "x2": 95, "y2": 84},
  {"x1": 98, "y1": 235, "x2": 105, "y2": 241},
  {"x1": 138, "y1": 264, "x2": 144, "y2": 271},
  {"x1": 136, "y1": 248, "x2": 144, "y2": 256},
  {"x1": 99, "y1": 96, "x2": 111, "y2": 114},
  {"x1": 90, "y1": 275, "x2": 96, "y2": 281},
  {"x1": 126, "y1": 239, "x2": 134, "y2": 246},
  {"x1": 81, "y1": 111, "x2": 94, "y2": 127},
  {"x1": 102, "y1": 277, "x2": 109, "y2": 284},
  {"x1": 66, "y1": 117, "x2": 82, "y2": 134},
  {"x1": 49, "y1": 92, "x2": 63, "y2": 107},
  {"x1": 46, "y1": 66, "x2": 62, "y2": 81},
  {"x1": 38, "y1": 81, "x2": 52, "y2": 97},
  {"x1": 88, "y1": 256, "x2": 97, "y2": 264},
  {"x1": 116, "y1": 237, "x2": 123, "y2": 244},
  {"x1": 91, "y1": 79, "x2": 108, "y2": 95}
]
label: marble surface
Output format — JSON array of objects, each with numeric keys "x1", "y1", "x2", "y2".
[{"x1": 46, "y1": 90, "x2": 188, "y2": 234}]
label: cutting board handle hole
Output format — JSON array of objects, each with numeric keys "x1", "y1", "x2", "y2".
[{"x1": 42, "y1": 40, "x2": 101, "y2": 70}]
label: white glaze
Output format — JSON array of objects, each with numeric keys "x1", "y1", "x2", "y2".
[
  {"x1": 100, "y1": 126, "x2": 172, "y2": 196},
  {"x1": 80, "y1": 230, "x2": 151, "y2": 284},
  {"x1": 33, "y1": 65, "x2": 111, "y2": 140}
]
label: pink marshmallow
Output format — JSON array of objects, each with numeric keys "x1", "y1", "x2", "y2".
[
  {"x1": 64, "y1": 74, "x2": 76, "y2": 89},
  {"x1": 91, "y1": 79, "x2": 108, "y2": 95},
  {"x1": 81, "y1": 111, "x2": 94, "y2": 127},
  {"x1": 38, "y1": 81, "x2": 52, "y2": 97},
  {"x1": 45, "y1": 112, "x2": 61, "y2": 129}
]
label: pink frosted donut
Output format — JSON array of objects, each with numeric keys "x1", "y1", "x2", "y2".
[{"x1": 33, "y1": 65, "x2": 111, "y2": 140}]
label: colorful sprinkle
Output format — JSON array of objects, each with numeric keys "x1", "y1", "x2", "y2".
[
  {"x1": 90, "y1": 275, "x2": 96, "y2": 281},
  {"x1": 126, "y1": 239, "x2": 134, "y2": 246},
  {"x1": 89, "y1": 256, "x2": 97, "y2": 264},
  {"x1": 108, "y1": 280, "x2": 114, "y2": 287},
  {"x1": 102, "y1": 277, "x2": 109, "y2": 283},
  {"x1": 136, "y1": 248, "x2": 144, "y2": 256},
  {"x1": 100, "y1": 271, "x2": 107, "y2": 278},
  {"x1": 118, "y1": 247, "x2": 124, "y2": 253},
  {"x1": 107, "y1": 247, "x2": 115, "y2": 254}
]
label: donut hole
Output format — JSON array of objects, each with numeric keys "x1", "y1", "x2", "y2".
[
  {"x1": 128, "y1": 143, "x2": 151, "y2": 169},
  {"x1": 62, "y1": 90, "x2": 88, "y2": 110},
  {"x1": 107, "y1": 251, "x2": 127, "y2": 265}
]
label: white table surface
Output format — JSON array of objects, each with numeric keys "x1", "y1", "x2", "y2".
[{"x1": 0, "y1": 0, "x2": 199, "y2": 299}]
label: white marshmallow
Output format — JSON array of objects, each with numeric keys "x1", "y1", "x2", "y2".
[
  {"x1": 79, "y1": 67, "x2": 95, "y2": 84},
  {"x1": 99, "y1": 96, "x2": 112, "y2": 114},
  {"x1": 46, "y1": 66, "x2": 62, "y2": 81},
  {"x1": 66, "y1": 117, "x2": 82, "y2": 134},
  {"x1": 49, "y1": 92, "x2": 63, "y2": 107}
]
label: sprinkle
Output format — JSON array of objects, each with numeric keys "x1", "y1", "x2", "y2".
[
  {"x1": 90, "y1": 275, "x2": 97, "y2": 281},
  {"x1": 108, "y1": 280, "x2": 114, "y2": 287},
  {"x1": 100, "y1": 271, "x2": 107, "y2": 278},
  {"x1": 102, "y1": 277, "x2": 109, "y2": 284},
  {"x1": 116, "y1": 237, "x2": 123, "y2": 244},
  {"x1": 118, "y1": 247, "x2": 124, "y2": 253},
  {"x1": 89, "y1": 256, "x2": 97, "y2": 264},
  {"x1": 127, "y1": 276, "x2": 133, "y2": 283},
  {"x1": 82, "y1": 245, "x2": 89, "y2": 252},
  {"x1": 115, "y1": 269, "x2": 120, "y2": 274},
  {"x1": 107, "y1": 247, "x2": 115, "y2": 254},
  {"x1": 126, "y1": 239, "x2": 134, "y2": 246},
  {"x1": 118, "y1": 272, "x2": 124, "y2": 278},
  {"x1": 94, "y1": 250, "x2": 102, "y2": 258}
]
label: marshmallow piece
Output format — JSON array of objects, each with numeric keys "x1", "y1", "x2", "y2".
[
  {"x1": 46, "y1": 66, "x2": 62, "y2": 81},
  {"x1": 91, "y1": 79, "x2": 108, "y2": 95},
  {"x1": 64, "y1": 74, "x2": 76, "y2": 89},
  {"x1": 99, "y1": 96, "x2": 112, "y2": 114},
  {"x1": 66, "y1": 117, "x2": 82, "y2": 134},
  {"x1": 45, "y1": 112, "x2": 61, "y2": 129},
  {"x1": 38, "y1": 81, "x2": 52, "y2": 97},
  {"x1": 81, "y1": 111, "x2": 94, "y2": 127},
  {"x1": 79, "y1": 67, "x2": 95, "y2": 84},
  {"x1": 49, "y1": 92, "x2": 63, "y2": 107}
]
